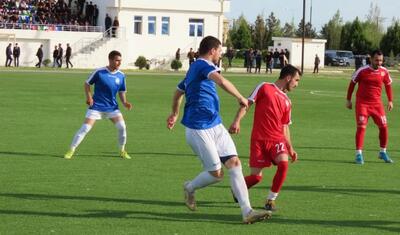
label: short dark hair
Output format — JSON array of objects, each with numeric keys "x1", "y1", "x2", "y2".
[
  {"x1": 198, "y1": 36, "x2": 221, "y2": 56},
  {"x1": 371, "y1": 49, "x2": 383, "y2": 57},
  {"x1": 108, "y1": 50, "x2": 122, "y2": 60},
  {"x1": 279, "y1": 64, "x2": 302, "y2": 80}
]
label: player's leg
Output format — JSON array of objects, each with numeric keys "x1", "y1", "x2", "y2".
[
  {"x1": 65, "y1": 117, "x2": 96, "y2": 159},
  {"x1": 184, "y1": 127, "x2": 223, "y2": 211},
  {"x1": 371, "y1": 105, "x2": 393, "y2": 163},
  {"x1": 244, "y1": 139, "x2": 267, "y2": 189},
  {"x1": 216, "y1": 124, "x2": 270, "y2": 223},
  {"x1": 266, "y1": 153, "x2": 289, "y2": 212},
  {"x1": 109, "y1": 110, "x2": 130, "y2": 159},
  {"x1": 355, "y1": 104, "x2": 368, "y2": 164}
]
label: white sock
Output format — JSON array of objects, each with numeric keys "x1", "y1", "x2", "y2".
[
  {"x1": 380, "y1": 148, "x2": 386, "y2": 153},
  {"x1": 186, "y1": 171, "x2": 221, "y2": 192},
  {"x1": 267, "y1": 190, "x2": 278, "y2": 201},
  {"x1": 115, "y1": 120, "x2": 127, "y2": 151},
  {"x1": 229, "y1": 166, "x2": 252, "y2": 216},
  {"x1": 356, "y1": 150, "x2": 362, "y2": 154},
  {"x1": 70, "y1": 124, "x2": 92, "y2": 149}
]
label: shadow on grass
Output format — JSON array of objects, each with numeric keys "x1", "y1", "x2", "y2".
[
  {"x1": 0, "y1": 151, "x2": 60, "y2": 158},
  {"x1": 214, "y1": 185, "x2": 400, "y2": 196},
  {"x1": 0, "y1": 209, "x2": 241, "y2": 224},
  {"x1": 296, "y1": 145, "x2": 400, "y2": 153},
  {"x1": 0, "y1": 193, "x2": 235, "y2": 209},
  {"x1": 270, "y1": 217, "x2": 400, "y2": 233}
]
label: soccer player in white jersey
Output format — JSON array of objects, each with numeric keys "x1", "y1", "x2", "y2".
[
  {"x1": 64, "y1": 50, "x2": 132, "y2": 159},
  {"x1": 166, "y1": 36, "x2": 270, "y2": 224}
]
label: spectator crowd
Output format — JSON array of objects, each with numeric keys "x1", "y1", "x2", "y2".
[{"x1": 0, "y1": 0, "x2": 99, "y2": 28}]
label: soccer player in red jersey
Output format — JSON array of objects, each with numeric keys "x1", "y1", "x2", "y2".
[
  {"x1": 346, "y1": 49, "x2": 394, "y2": 164},
  {"x1": 229, "y1": 65, "x2": 301, "y2": 212}
]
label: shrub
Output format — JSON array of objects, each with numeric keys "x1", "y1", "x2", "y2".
[
  {"x1": 42, "y1": 59, "x2": 51, "y2": 67},
  {"x1": 134, "y1": 56, "x2": 147, "y2": 69},
  {"x1": 171, "y1": 59, "x2": 182, "y2": 71}
]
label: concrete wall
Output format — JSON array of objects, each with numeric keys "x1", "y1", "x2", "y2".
[{"x1": 272, "y1": 37, "x2": 326, "y2": 69}]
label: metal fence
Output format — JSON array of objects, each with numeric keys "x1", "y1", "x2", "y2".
[{"x1": 0, "y1": 23, "x2": 103, "y2": 32}]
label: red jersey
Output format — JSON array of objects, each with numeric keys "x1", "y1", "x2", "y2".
[
  {"x1": 249, "y1": 82, "x2": 291, "y2": 141},
  {"x1": 351, "y1": 65, "x2": 392, "y2": 104}
]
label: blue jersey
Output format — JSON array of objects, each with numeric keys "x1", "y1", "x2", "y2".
[
  {"x1": 178, "y1": 58, "x2": 221, "y2": 129},
  {"x1": 86, "y1": 67, "x2": 126, "y2": 112}
]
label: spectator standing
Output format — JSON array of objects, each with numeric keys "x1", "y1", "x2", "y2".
[
  {"x1": 5, "y1": 43, "x2": 13, "y2": 67},
  {"x1": 246, "y1": 48, "x2": 254, "y2": 73},
  {"x1": 93, "y1": 5, "x2": 99, "y2": 26},
  {"x1": 279, "y1": 49, "x2": 286, "y2": 69},
  {"x1": 175, "y1": 48, "x2": 181, "y2": 61},
  {"x1": 66, "y1": 43, "x2": 73, "y2": 68},
  {"x1": 273, "y1": 49, "x2": 280, "y2": 69},
  {"x1": 13, "y1": 43, "x2": 20, "y2": 67},
  {"x1": 57, "y1": 43, "x2": 64, "y2": 68},
  {"x1": 52, "y1": 45, "x2": 59, "y2": 67},
  {"x1": 265, "y1": 49, "x2": 273, "y2": 74},
  {"x1": 105, "y1": 14, "x2": 112, "y2": 36},
  {"x1": 187, "y1": 48, "x2": 195, "y2": 66},
  {"x1": 284, "y1": 49, "x2": 290, "y2": 63},
  {"x1": 226, "y1": 47, "x2": 234, "y2": 67},
  {"x1": 35, "y1": 44, "x2": 43, "y2": 68},
  {"x1": 255, "y1": 50, "x2": 262, "y2": 74},
  {"x1": 112, "y1": 16, "x2": 119, "y2": 37},
  {"x1": 313, "y1": 54, "x2": 320, "y2": 74}
]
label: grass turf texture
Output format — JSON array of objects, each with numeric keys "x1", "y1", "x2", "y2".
[{"x1": 0, "y1": 69, "x2": 399, "y2": 234}]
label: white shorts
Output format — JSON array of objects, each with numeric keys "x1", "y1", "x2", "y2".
[
  {"x1": 85, "y1": 109, "x2": 122, "y2": 120},
  {"x1": 185, "y1": 123, "x2": 238, "y2": 171}
]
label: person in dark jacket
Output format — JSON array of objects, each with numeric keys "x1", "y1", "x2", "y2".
[
  {"x1": 5, "y1": 43, "x2": 12, "y2": 67},
  {"x1": 57, "y1": 43, "x2": 63, "y2": 68},
  {"x1": 112, "y1": 16, "x2": 119, "y2": 37},
  {"x1": 105, "y1": 14, "x2": 112, "y2": 36},
  {"x1": 66, "y1": 43, "x2": 73, "y2": 68},
  {"x1": 255, "y1": 50, "x2": 262, "y2": 74},
  {"x1": 52, "y1": 45, "x2": 59, "y2": 67},
  {"x1": 35, "y1": 44, "x2": 43, "y2": 68},
  {"x1": 13, "y1": 43, "x2": 20, "y2": 67}
]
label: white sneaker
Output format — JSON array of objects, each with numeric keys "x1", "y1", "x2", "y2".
[
  {"x1": 242, "y1": 209, "x2": 272, "y2": 224},
  {"x1": 184, "y1": 181, "x2": 196, "y2": 211}
]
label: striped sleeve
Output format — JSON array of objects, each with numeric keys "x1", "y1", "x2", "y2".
[{"x1": 248, "y1": 82, "x2": 266, "y2": 103}]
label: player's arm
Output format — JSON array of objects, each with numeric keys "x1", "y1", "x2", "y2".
[
  {"x1": 118, "y1": 91, "x2": 132, "y2": 110},
  {"x1": 229, "y1": 100, "x2": 253, "y2": 134},
  {"x1": 346, "y1": 81, "x2": 356, "y2": 110},
  {"x1": 385, "y1": 84, "x2": 393, "y2": 111},
  {"x1": 84, "y1": 82, "x2": 93, "y2": 106},
  {"x1": 283, "y1": 124, "x2": 297, "y2": 162},
  {"x1": 209, "y1": 72, "x2": 248, "y2": 108},
  {"x1": 167, "y1": 89, "x2": 185, "y2": 130}
]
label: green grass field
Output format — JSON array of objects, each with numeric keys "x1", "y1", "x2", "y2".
[{"x1": 0, "y1": 69, "x2": 399, "y2": 234}]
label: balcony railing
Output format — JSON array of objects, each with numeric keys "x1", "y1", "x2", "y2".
[{"x1": 0, "y1": 22, "x2": 103, "y2": 32}]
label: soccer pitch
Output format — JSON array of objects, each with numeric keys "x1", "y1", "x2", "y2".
[{"x1": 0, "y1": 69, "x2": 399, "y2": 234}]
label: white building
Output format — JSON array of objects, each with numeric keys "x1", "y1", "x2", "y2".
[
  {"x1": 272, "y1": 37, "x2": 327, "y2": 69},
  {"x1": 0, "y1": 0, "x2": 230, "y2": 69}
]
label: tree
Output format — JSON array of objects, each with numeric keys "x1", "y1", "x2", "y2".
[
  {"x1": 320, "y1": 10, "x2": 343, "y2": 49},
  {"x1": 363, "y1": 2, "x2": 384, "y2": 49},
  {"x1": 380, "y1": 21, "x2": 400, "y2": 56},
  {"x1": 230, "y1": 15, "x2": 252, "y2": 49},
  {"x1": 265, "y1": 12, "x2": 282, "y2": 47},
  {"x1": 295, "y1": 20, "x2": 317, "y2": 38},
  {"x1": 252, "y1": 14, "x2": 266, "y2": 50},
  {"x1": 341, "y1": 17, "x2": 372, "y2": 54},
  {"x1": 282, "y1": 20, "x2": 296, "y2": 37}
]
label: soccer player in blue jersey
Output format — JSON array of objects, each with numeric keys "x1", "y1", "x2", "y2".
[
  {"x1": 166, "y1": 36, "x2": 270, "y2": 224},
  {"x1": 64, "y1": 50, "x2": 132, "y2": 159}
]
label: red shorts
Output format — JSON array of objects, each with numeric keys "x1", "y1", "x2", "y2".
[
  {"x1": 250, "y1": 139, "x2": 289, "y2": 168},
  {"x1": 355, "y1": 103, "x2": 387, "y2": 128}
]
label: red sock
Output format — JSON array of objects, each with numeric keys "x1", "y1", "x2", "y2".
[
  {"x1": 379, "y1": 126, "x2": 388, "y2": 148},
  {"x1": 271, "y1": 161, "x2": 288, "y2": 193},
  {"x1": 356, "y1": 127, "x2": 366, "y2": 150},
  {"x1": 244, "y1": 174, "x2": 262, "y2": 189}
]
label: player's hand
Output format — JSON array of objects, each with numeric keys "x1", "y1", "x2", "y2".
[
  {"x1": 167, "y1": 114, "x2": 178, "y2": 130},
  {"x1": 123, "y1": 102, "x2": 133, "y2": 110},
  {"x1": 229, "y1": 121, "x2": 240, "y2": 134},
  {"x1": 387, "y1": 101, "x2": 393, "y2": 111},
  {"x1": 289, "y1": 150, "x2": 298, "y2": 163},
  {"x1": 238, "y1": 97, "x2": 248, "y2": 109},
  {"x1": 86, "y1": 97, "x2": 93, "y2": 107},
  {"x1": 346, "y1": 100, "x2": 352, "y2": 110}
]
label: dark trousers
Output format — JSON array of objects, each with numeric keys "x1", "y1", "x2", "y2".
[
  {"x1": 313, "y1": 64, "x2": 319, "y2": 73},
  {"x1": 5, "y1": 56, "x2": 12, "y2": 67},
  {"x1": 66, "y1": 56, "x2": 73, "y2": 68},
  {"x1": 57, "y1": 57, "x2": 63, "y2": 67},
  {"x1": 36, "y1": 57, "x2": 43, "y2": 68},
  {"x1": 13, "y1": 56, "x2": 19, "y2": 67}
]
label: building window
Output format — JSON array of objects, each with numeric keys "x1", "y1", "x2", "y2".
[
  {"x1": 134, "y1": 16, "x2": 142, "y2": 34},
  {"x1": 189, "y1": 18, "x2": 204, "y2": 37},
  {"x1": 148, "y1": 16, "x2": 156, "y2": 35},
  {"x1": 161, "y1": 17, "x2": 170, "y2": 35}
]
